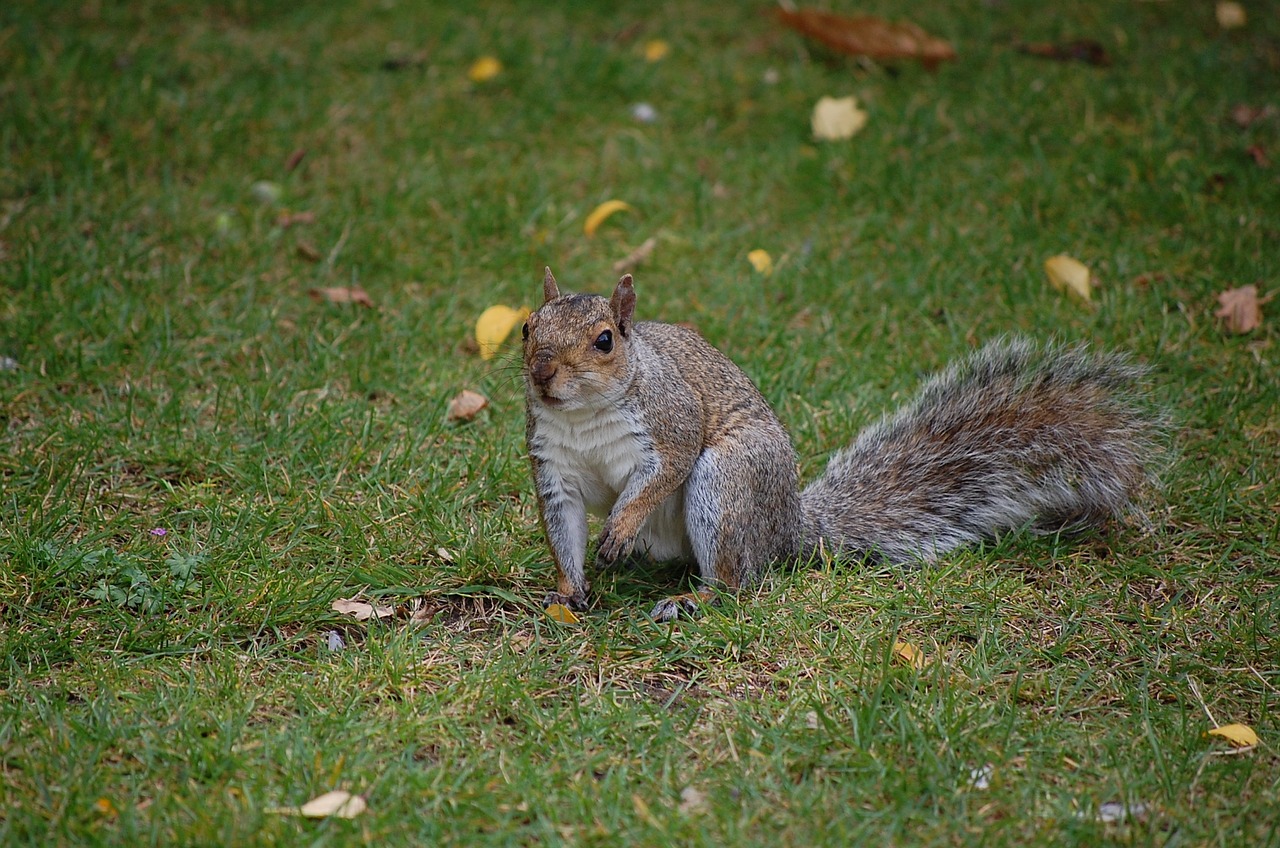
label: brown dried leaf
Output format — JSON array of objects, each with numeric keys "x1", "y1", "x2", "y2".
[
  {"x1": 1229, "y1": 104, "x2": 1276, "y2": 128},
  {"x1": 775, "y1": 8, "x2": 956, "y2": 69},
  {"x1": 295, "y1": 240, "x2": 321, "y2": 262},
  {"x1": 332, "y1": 598, "x2": 395, "y2": 621},
  {"x1": 278, "y1": 210, "x2": 316, "y2": 228},
  {"x1": 308, "y1": 286, "x2": 374, "y2": 308},
  {"x1": 613, "y1": 236, "x2": 658, "y2": 273},
  {"x1": 1215, "y1": 284, "x2": 1270, "y2": 334},
  {"x1": 447, "y1": 389, "x2": 489, "y2": 422},
  {"x1": 1017, "y1": 39, "x2": 1111, "y2": 67},
  {"x1": 285, "y1": 148, "x2": 307, "y2": 173},
  {"x1": 1246, "y1": 144, "x2": 1270, "y2": 168}
]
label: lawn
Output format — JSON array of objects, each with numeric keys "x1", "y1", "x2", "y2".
[{"x1": 2, "y1": 0, "x2": 1278, "y2": 844}]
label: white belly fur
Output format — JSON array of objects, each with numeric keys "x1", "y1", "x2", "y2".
[{"x1": 532, "y1": 404, "x2": 692, "y2": 562}]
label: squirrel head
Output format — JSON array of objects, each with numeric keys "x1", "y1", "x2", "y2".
[{"x1": 522, "y1": 267, "x2": 636, "y2": 412}]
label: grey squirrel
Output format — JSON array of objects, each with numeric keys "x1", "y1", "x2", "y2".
[{"x1": 522, "y1": 268, "x2": 1161, "y2": 621}]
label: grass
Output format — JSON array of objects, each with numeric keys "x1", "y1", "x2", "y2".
[{"x1": 2, "y1": 0, "x2": 1278, "y2": 844}]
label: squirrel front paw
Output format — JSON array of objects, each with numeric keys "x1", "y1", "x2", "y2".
[
  {"x1": 594, "y1": 525, "x2": 637, "y2": 567},
  {"x1": 543, "y1": 590, "x2": 589, "y2": 612}
]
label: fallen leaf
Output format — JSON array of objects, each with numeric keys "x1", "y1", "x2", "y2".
[
  {"x1": 296, "y1": 240, "x2": 321, "y2": 262},
  {"x1": 475, "y1": 304, "x2": 530, "y2": 360},
  {"x1": 309, "y1": 286, "x2": 374, "y2": 307},
  {"x1": 277, "y1": 210, "x2": 316, "y2": 228},
  {"x1": 747, "y1": 249, "x2": 774, "y2": 275},
  {"x1": 1044, "y1": 254, "x2": 1093, "y2": 301},
  {"x1": 1017, "y1": 39, "x2": 1111, "y2": 67},
  {"x1": 1230, "y1": 104, "x2": 1277, "y2": 129},
  {"x1": 94, "y1": 797, "x2": 118, "y2": 817},
  {"x1": 1208, "y1": 723, "x2": 1260, "y2": 749},
  {"x1": 584, "y1": 200, "x2": 633, "y2": 237},
  {"x1": 266, "y1": 790, "x2": 369, "y2": 819},
  {"x1": 643, "y1": 39, "x2": 670, "y2": 62},
  {"x1": 332, "y1": 598, "x2": 395, "y2": 621},
  {"x1": 544, "y1": 603, "x2": 580, "y2": 624},
  {"x1": 250, "y1": 180, "x2": 283, "y2": 205},
  {"x1": 630, "y1": 102, "x2": 659, "y2": 124},
  {"x1": 677, "y1": 786, "x2": 708, "y2": 815},
  {"x1": 1215, "y1": 284, "x2": 1270, "y2": 333},
  {"x1": 811, "y1": 95, "x2": 868, "y2": 141},
  {"x1": 1246, "y1": 144, "x2": 1270, "y2": 167},
  {"x1": 447, "y1": 389, "x2": 489, "y2": 422},
  {"x1": 468, "y1": 55, "x2": 503, "y2": 82},
  {"x1": 613, "y1": 236, "x2": 658, "y2": 273},
  {"x1": 775, "y1": 8, "x2": 956, "y2": 70},
  {"x1": 285, "y1": 149, "x2": 307, "y2": 173},
  {"x1": 1095, "y1": 801, "x2": 1149, "y2": 823},
  {"x1": 892, "y1": 640, "x2": 926, "y2": 668},
  {"x1": 1216, "y1": 1, "x2": 1246, "y2": 29}
]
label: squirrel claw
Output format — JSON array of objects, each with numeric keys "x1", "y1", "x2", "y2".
[
  {"x1": 649, "y1": 591, "x2": 706, "y2": 622},
  {"x1": 543, "y1": 590, "x2": 588, "y2": 612}
]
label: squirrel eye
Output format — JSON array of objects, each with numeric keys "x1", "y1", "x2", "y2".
[
  {"x1": 521, "y1": 322, "x2": 529, "y2": 340},
  {"x1": 593, "y1": 330, "x2": 613, "y2": 353}
]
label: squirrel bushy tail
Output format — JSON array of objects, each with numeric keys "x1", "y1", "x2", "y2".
[{"x1": 800, "y1": 338, "x2": 1163, "y2": 564}]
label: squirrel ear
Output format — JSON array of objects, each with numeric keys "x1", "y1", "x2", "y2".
[
  {"x1": 543, "y1": 267, "x2": 560, "y2": 303},
  {"x1": 611, "y1": 274, "x2": 636, "y2": 335}
]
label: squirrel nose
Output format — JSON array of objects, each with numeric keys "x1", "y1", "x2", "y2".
[{"x1": 530, "y1": 354, "x2": 557, "y2": 386}]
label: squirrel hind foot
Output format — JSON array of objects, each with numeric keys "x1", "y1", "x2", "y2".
[
  {"x1": 543, "y1": 590, "x2": 589, "y2": 612},
  {"x1": 649, "y1": 587, "x2": 716, "y2": 622}
]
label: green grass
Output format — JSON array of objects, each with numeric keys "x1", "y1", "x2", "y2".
[{"x1": 2, "y1": 0, "x2": 1278, "y2": 844}]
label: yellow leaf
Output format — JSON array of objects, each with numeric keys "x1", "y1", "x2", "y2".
[
  {"x1": 544, "y1": 603, "x2": 580, "y2": 624},
  {"x1": 811, "y1": 95, "x2": 868, "y2": 141},
  {"x1": 892, "y1": 640, "x2": 926, "y2": 668},
  {"x1": 1044, "y1": 254, "x2": 1093, "y2": 301},
  {"x1": 468, "y1": 55, "x2": 503, "y2": 82},
  {"x1": 747, "y1": 249, "x2": 774, "y2": 276},
  {"x1": 94, "y1": 797, "x2": 118, "y2": 817},
  {"x1": 475, "y1": 305, "x2": 530, "y2": 360},
  {"x1": 1208, "y1": 723, "x2": 1259, "y2": 749},
  {"x1": 583, "y1": 200, "x2": 633, "y2": 237},
  {"x1": 643, "y1": 39, "x2": 670, "y2": 62}
]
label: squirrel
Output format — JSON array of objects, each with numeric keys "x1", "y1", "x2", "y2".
[{"x1": 522, "y1": 268, "x2": 1161, "y2": 622}]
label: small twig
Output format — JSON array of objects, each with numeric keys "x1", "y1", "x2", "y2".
[{"x1": 1186, "y1": 676, "x2": 1217, "y2": 727}]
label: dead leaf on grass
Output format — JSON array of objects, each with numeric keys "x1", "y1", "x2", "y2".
[
  {"x1": 285, "y1": 149, "x2": 307, "y2": 173},
  {"x1": 468, "y1": 56, "x2": 503, "y2": 82},
  {"x1": 584, "y1": 200, "x2": 633, "y2": 237},
  {"x1": 1245, "y1": 144, "x2": 1270, "y2": 168},
  {"x1": 747, "y1": 249, "x2": 774, "y2": 275},
  {"x1": 1216, "y1": 1, "x2": 1246, "y2": 30},
  {"x1": 613, "y1": 236, "x2": 658, "y2": 273},
  {"x1": 268, "y1": 790, "x2": 368, "y2": 819},
  {"x1": 1215, "y1": 284, "x2": 1270, "y2": 333},
  {"x1": 677, "y1": 786, "x2": 708, "y2": 815},
  {"x1": 1016, "y1": 39, "x2": 1111, "y2": 67},
  {"x1": 309, "y1": 286, "x2": 374, "y2": 307},
  {"x1": 475, "y1": 304, "x2": 530, "y2": 360},
  {"x1": 812, "y1": 95, "x2": 868, "y2": 141},
  {"x1": 332, "y1": 598, "x2": 395, "y2": 621},
  {"x1": 775, "y1": 8, "x2": 956, "y2": 69},
  {"x1": 277, "y1": 210, "x2": 316, "y2": 228},
  {"x1": 447, "y1": 389, "x2": 489, "y2": 422},
  {"x1": 1207, "y1": 722, "x2": 1259, "y2": 749},
  {"x1": 296, "y1": 240, "x2": 321, "y2": 262},
  {"x1": 892, "y1": 640, "x2": 926, "y2": 668},
  {"x1": 1229, "y1": 104, "x2": 1277, "y2": 128},
  {"x1": 1044, "y1": 254, "x2": 1094, "y2": 301},
  {"x1": 544, "y1": 603, "x2": 580, "y2": 624}
]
